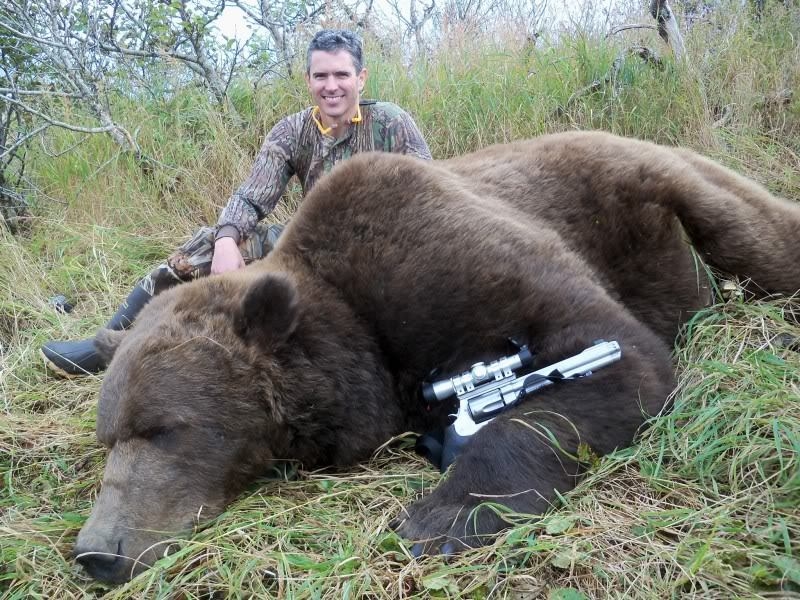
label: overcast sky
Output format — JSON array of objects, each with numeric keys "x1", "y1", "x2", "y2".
[{"x1": 214, "y1": 0, "x2": 633, "y2": 41}]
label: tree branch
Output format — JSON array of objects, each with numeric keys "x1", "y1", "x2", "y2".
[
  {"x1": 0, "y1": 123, "x2": 50, "y2": 160},
  {"x1": 0, "y1": 94, "x2": 134, "y2": 138},
  {"x1": 555, "y1": 46, "x2": 664, "y2": 117},
  {"x1": 0, "y1": 88, "x2": 84, "y2": 98},
  {"x1": 607, "y1": 23, "x2": 658, "y2": 37},
  {"x1": 649, "y1": 0, "x2": 686, "y2": 61}
]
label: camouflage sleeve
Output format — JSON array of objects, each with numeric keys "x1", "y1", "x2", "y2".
[
  {"x1": 386, "y1": 110, "x2": 433, "y2": 160},
  {"x1": 215, "y1": 114, "x2": 301, "y2": 242}
]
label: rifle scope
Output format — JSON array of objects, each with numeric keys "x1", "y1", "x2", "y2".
[{"x1": 422, "y1": 346, "x2": 534, "y2": 404}]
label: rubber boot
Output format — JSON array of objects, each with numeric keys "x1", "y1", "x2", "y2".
[
  {"x1": 266, "y1": 223, "x2": 284, "y2": 249},
  {"x1": 41, "y1": 267, "x2": 178, "y2": 378}
]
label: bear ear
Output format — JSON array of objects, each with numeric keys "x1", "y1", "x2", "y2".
[
  {"x1": 94, "y1": 328, "x2": 128, "y2": 363},
  {"x1": 235, "y1": 273, "x2": 298, "y2": 347}
]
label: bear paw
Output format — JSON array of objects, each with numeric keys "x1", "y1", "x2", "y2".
[{"x1": 391, "y1": 493, "x2": 507, "y2": 557}]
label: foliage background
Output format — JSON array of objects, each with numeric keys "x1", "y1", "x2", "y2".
[{"x1": 1, "y1": 0, "x2": 799, "y2": 597}]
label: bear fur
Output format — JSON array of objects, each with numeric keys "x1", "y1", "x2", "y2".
[{"x1": 74, "y1": 131, "x2": 800, "y2": 583}]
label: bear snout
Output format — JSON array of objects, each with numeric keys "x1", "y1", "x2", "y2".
[{"x1": 73, "y1": 532, "x2": 132, "y2": 584}]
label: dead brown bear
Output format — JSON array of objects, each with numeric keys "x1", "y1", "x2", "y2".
[{"x1": 74, "y1": 131, "x2": 800, "y2": 583}]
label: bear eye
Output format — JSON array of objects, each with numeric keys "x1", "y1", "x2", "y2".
[
  {"x1": 138, "y1": 426, "x2": 175, "y2": 447},
  {"x1": 141, "y1": 426, "x2": 170, "y2": 439}
]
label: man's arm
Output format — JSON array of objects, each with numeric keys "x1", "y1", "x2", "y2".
[
  {"x1": 384, "y1": 108, "x2": 432, "y2": 160},
  {"x1": 210, "y1": 237, "x2": 246, "y2": 274},
  {"x1": 212, "y1": 114, "x2": 302, "y2": 273}
]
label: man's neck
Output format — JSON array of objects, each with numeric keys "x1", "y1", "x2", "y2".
[
  {"x1": 323, "y1": 118, "x2": 352, "y2": 138},
  {"x1": 321, "y1": 110, "x2": 356, "y2": 135},
  {"x1": 313, "y1": 104, "x2": 362, "y2": 138}
]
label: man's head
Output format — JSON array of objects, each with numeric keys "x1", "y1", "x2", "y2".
[
  {"x1": 306, "y1": 29, "x2": 364, "y2": 74},
  {"x1": 305, "y1": 30, "x2": 367, "y2": 132}
]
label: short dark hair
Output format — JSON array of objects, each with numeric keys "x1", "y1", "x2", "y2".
[{"x1": 306, "y1": 30, "x2": 364, "y2": 74}]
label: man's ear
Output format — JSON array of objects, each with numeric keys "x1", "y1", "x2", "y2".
[
  {"x1": 235, "y1": 273, "x2": 298, "y2": 347},
  {"x1": 358, "y1": 68, "x2": 367, "y2": 92},
  {"x1": 94, "y1": 328, "x2": 128, "y2": 364}
]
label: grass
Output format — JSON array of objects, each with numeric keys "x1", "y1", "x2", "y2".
[
  {"x1": 2, "y1": 298, "x2": 799, "y2": 598},
  {"x1": 2, "y1": 0, "x2": 800, "y2": 597}
]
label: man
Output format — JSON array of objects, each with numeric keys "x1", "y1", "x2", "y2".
[{"x1": 42, "y1": 29, "x2": 432, "y2": 377}]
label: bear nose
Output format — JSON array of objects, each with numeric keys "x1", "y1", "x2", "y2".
[{"x1": 74, "y1": 536, "x2": 124, "y2": 582}]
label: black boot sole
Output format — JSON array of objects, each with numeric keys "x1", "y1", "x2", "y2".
[{"x1": 40, "y1": 349, "x2": 98, "y2": 378}]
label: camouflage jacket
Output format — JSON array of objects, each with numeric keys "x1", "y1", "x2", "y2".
[{"x1": 216, "y1": 101, "x2": 432, "y2": 242}]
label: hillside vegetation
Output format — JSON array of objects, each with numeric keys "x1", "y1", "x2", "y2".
[{"x1": 1, "y1": 0, "x2": 799, "y2": 597}]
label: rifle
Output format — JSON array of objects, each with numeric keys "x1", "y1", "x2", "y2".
[{"x1": 420, "y1": 340, "x2": 622, "y2": 472}]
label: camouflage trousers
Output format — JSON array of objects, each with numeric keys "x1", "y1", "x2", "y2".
[{"x1": 138, "y1": 223, "x2": 285, "y2": 296}]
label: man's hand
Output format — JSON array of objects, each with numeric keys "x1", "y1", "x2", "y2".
[{"x1": 211, "y1": 237, "x2": 245, "y2": 275}]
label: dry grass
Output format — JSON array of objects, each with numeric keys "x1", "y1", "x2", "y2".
[
  {"x1": 2, "y1": 2, "x2": 800, "y2": 597},
  {"x1": 2, "y1": 298, "x2": 799, "y2": 598}
]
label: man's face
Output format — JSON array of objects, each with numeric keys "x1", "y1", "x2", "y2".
[{"x1": 305, "y1": 49, "x2": 366, "y2": 128}]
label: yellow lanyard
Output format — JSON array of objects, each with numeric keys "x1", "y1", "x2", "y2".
[{"x1": 312, "y1": 105, "x2": 363, "y2": 136}]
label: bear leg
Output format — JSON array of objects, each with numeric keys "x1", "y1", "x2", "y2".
[{"x1": 394, "y1": 318, "x2": 675, "y2": 554}]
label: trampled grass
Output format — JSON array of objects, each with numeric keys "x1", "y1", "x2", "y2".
[
  {"x1": 2, "y1": 1, "x2": 800, "y2": 597},
  {"x1": 2, "y1": 298, "x2": 799, "y2": 598}
]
